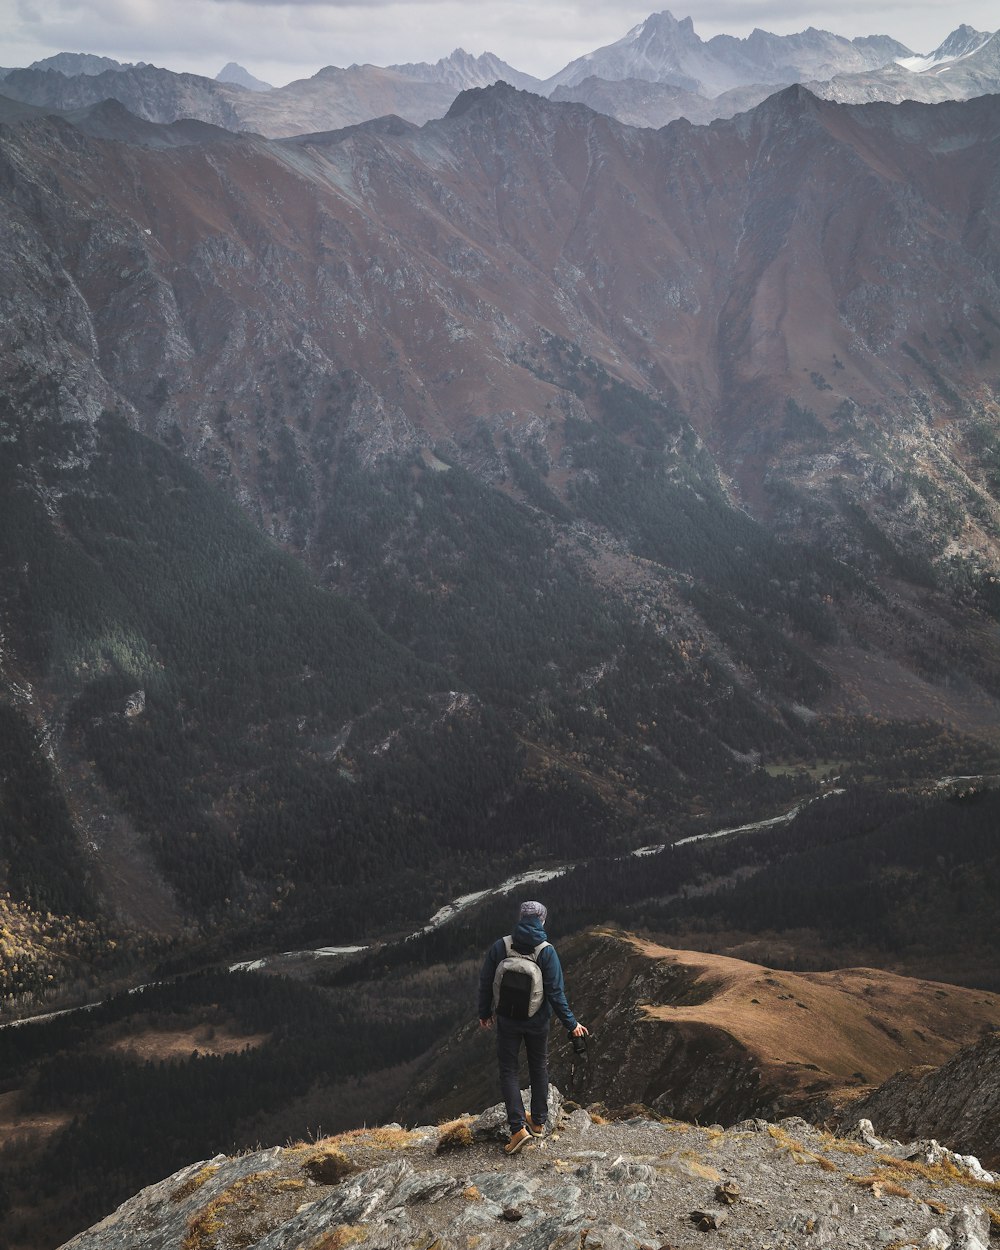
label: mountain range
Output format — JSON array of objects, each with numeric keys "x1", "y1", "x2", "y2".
[
  {"x1": 3, "y1": 12, "x2": 1000, "y2": 135},
  {"x1": 3, "y1": 17, "x2": 1000, "y2": 1250},
  {"x1": 2, "y1": 72, "x2": 1000, "y2": 993}
]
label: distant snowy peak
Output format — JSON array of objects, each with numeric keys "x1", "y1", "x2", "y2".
[
  {"x1": 546, "y1": 11, "x2": 708, "y2": 93},
  {"x1": 390, "y1": 48, "x2": 541, "y2": 92},
  {"x1": 896, "y1": 24, "x2": 995, "y2": 72},
  {"x1": 216, "y1": 62, "x2": 273, "y2": 92},
  {"x1": 544, "y1": 9, "x2": 912, "y2": 98},
  {"x1": 932, "y1": 24, "x2": 995, "y2": 61}
]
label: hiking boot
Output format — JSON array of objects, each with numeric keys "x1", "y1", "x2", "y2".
[
  {"x1": 525, "y1": 1115, "x2": 546, "y2": 1137},
  {"x1": 504, "y1": 1127, "x2": 531, "y2": 1155}
]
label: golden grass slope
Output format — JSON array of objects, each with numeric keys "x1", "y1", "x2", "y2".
[{"x1": 630, "y1": 937, "x2": 1000, "y2": 1095}]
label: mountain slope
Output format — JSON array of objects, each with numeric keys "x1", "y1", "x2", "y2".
[
  {"x1": 2, "y1": 85, "x2": 1000, "y2": 961},
  {"x1": 216, "y1": 62, "x2": 273, "y2": 92},
  {"x1": 404, "y1": 930, "x2": 1000, "y2": 1127}
]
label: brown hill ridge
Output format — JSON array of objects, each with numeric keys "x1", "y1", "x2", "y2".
[
  {"x1": 406, "y1": 931, "x2": 1000, "y2": 1130},
  {"x1": 571, "y1": 933, "x2": 1000, "y2": 1122}
]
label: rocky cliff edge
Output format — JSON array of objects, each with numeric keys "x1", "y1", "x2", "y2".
[{"x1": 60, "y1": 1085, "x2": 999, "y2": 1250}]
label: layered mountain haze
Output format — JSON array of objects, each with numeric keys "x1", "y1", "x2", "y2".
[
  {"x1": 4, "y1": 13, "x2": 1000, "y2": 136},
  {"x1": 542, "y1": 11, "x2": 913, "y2": 95},
  {"x1": 0, "y1": 61, "x2": 460, "y2": 136},
  {"x1": 390, "y1": 49, "x2": 543, "y2": 94}
]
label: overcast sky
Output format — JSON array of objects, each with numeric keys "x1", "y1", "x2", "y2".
[{"x1": 2, "y1": 1, "x2": 997, "y2": 86}]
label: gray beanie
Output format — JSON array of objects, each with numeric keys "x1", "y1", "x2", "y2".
[{"x1": 518, "y1": 900, "x2": 548, "y2": 925}]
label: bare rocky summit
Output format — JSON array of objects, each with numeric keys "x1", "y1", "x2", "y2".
[{"x1": 59, "y1": 1086, "x2": 999, "y2": 1250}]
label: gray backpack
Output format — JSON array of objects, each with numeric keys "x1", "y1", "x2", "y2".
[{"x1": 491, "y1": 936, "x2": 550, "y2": 1020}]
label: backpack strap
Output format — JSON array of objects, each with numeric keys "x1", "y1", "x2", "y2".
[{"x1": 501, "y1": 936, "x2": 550, "y2": 962}]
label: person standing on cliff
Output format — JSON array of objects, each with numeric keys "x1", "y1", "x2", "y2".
[{"x1": 478, "y1": 900, "x2": 589, "y2": 1154}]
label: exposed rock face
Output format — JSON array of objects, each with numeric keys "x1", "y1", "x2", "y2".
[
  {"x1": 550, "y1": 75, "x2": 774, "y2": 127},
  {"x1": 59, "y1": 1090, "x2": 1000, "y2": 1250},
  {"x1": 2, "y1": 82, "x2": 999, "y2": 761},
  {"x1": 5, "y1": 82, "x2": 1000, "y2": 492},
  {"x1": 853, "y1": 1031, "x2": 1000, "y2": 1169},
  {"x1": 27, "y1": 53, "x2": 138, "y2": 76},
  {"x1": 0, "y1": 64, "x2": 251, "y2": 129}
]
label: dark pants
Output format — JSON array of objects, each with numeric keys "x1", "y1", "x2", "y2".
[{"x1": 496, "y1": 1014, "x2": 549, "y2": 1131}]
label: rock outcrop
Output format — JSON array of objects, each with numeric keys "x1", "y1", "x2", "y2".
[
  {"x1": 60, "y1": 1087, "x2": 1000, "y2": 1250},
  {"x1": 853, "y1": 1031, "x2": 1000, "y2": 1170}
]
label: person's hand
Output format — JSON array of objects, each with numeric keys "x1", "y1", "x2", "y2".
[
  {"x1": 571, "y1": 1023, "x2": 589, "y2": 1037},
  {"x1": 479, "y1": 1017, "x2": 494, "y2": 1030}
]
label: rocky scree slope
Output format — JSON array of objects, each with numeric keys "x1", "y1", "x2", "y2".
[{"x1": 59, "y1": 1086, "x2": 1000, "y2": 1250}]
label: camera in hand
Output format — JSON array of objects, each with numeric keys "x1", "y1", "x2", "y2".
[{"x1": 571, "y1": 1032, "x2": 588, "y2": 1055}]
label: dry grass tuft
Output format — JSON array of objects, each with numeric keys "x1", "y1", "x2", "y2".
[
  {"x1": 180, "y1": 1169, "x2": 324, "y2": 1250},
  {"x1": 328, "y1": 1126, "x2": 421, "y2": 1151},
  {"x1": 307, "y1": 1226, "x2": 368, "y2": 1250},
  {"x1": 873, "y1": 1154, "x2": 1000, "y2": 1195},
  {"x1": 986, "y1": 1207, "x2": 1000, "y2": 1234},
  {"x1": 436, "y1": 1120, "x2": 474, "y2": 1154},
  {"x1": 668, "y1": 1150, "x2": 721, "y2": 1182},
  {"x1": 766, "y1": 1125, "x2": 838, "y2": 1173},
  {"x1": 181, "y1": 1173, "x2": 267, "y2": 1250},
  {"x1": 819, "y1": 1132, "x2": 868, "y2": 1157},
  {"x1": 298, "y1": 1146, "x2": 358, "y2": 1186},
  {"x1": 171, "y1": 1163, "x2": 222, "y2": 1203}
]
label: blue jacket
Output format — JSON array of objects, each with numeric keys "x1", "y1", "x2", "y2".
[{"x1": 478, "y1": 917, "x2": 577, "y2": 1032}]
